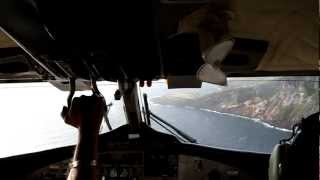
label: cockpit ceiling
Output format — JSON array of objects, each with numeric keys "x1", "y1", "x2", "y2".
[
  {"x1": 0, "y1": 0, "x2": 318, "y2": 81},
  {"x1": 228, "y1": 0, "x2": 318, "y2": 72}
]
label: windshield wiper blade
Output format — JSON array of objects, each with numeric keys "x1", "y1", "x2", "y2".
[{"x1": 149, "y1": 111, "x2": 197, "y2": 143}]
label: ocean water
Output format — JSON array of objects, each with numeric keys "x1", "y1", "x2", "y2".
[{"x1": 149, "y1": 103, "x2": 291, "y2": 153}]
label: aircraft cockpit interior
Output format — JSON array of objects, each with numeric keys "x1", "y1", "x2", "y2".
[{"x1": 0, "y1": 0, "x2": 318, "y2": 180}]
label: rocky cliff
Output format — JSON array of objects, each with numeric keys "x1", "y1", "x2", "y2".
[{"x1": 152, "y1": 77, "x2": 319, "y2": 129}]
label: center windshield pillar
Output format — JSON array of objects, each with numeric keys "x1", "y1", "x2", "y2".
[{"x1": 118, "y1": 80, "x2": 142, "y2": 131}]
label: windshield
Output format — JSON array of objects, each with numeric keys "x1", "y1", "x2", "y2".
[
  {"x1": 140, "y1": 76, "x2": 319, "y2": 153},
  {"x1": 0, "y1": 76, "x2": 318, "y2": 158}
]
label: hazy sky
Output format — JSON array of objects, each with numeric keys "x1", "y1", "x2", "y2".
[{"x1": 0, "y1": 82, "x2": 120, "y2": 158}]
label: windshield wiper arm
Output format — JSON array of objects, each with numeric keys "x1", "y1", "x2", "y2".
[
  {"x1": 142, "y1": 93, "x2": 197, "y2": 143},
  {"x1": 149, "y1": 116, "x2": 188, "y2": 142}
]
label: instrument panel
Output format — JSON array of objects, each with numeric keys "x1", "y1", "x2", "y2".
[
  {"x1": 99, "y1": 151, "x2": 178, "y2": 180},
  {"x1": 29, "y1": 125, "x2": 266, "y2": 180},
  {"x1": 31, "y1": 150, "x2": 250, "y2": 180},
  {"x1": 97, "y1": 151, "x2": 247, "y2": 180}
]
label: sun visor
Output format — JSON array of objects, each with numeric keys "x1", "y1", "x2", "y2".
[
  {"x1": 49, "y1": 80, "x2": 91, "y2": 91},
  {"x1": 197, "y1": 64, "x2": 227, "y2": 85},
  {"x1": 167, "y1": 75, "x2": 202, "y2": 89},
  {"x1": 203, "y1": 39, "x2": 234, "y2": 65},
  {"x1": 164, "y1": 37, "x2": 233, "y2": 88},
  {"x1": 197, "y1": 39, "x2": 234, "y2": 85}
]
